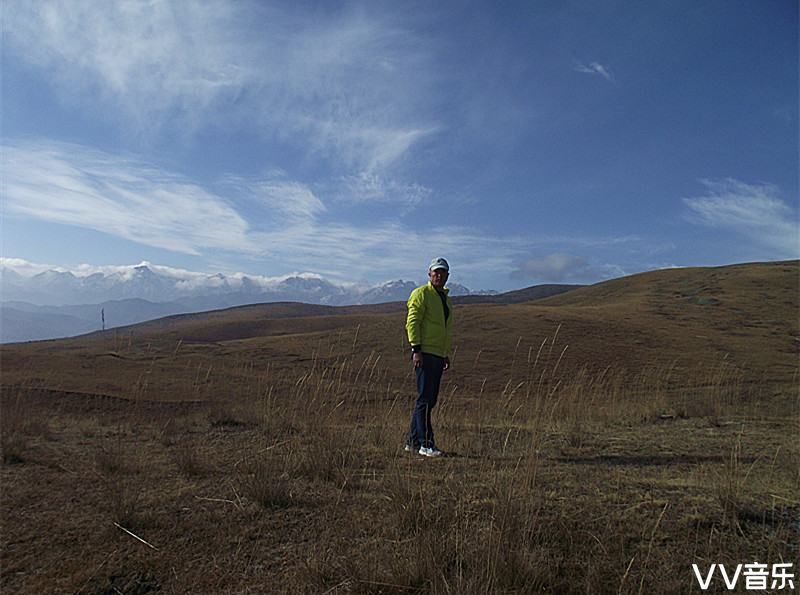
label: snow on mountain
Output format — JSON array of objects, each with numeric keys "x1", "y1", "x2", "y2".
[
  {"x1": 0, "y1": 259, "x2": 476, "y2": 308},
  {"x1": 356, "y1": 280, "x2": 418, "y2": 305},
  {"x1": 445, "y1": 282, "x2": 472, "y2": 296},
  {"x1": 3, "y1": 259, "x2": 585, "y2": 343},
  {"x1": 1, "y1": 259, "x2": 488, "y2": 342}
]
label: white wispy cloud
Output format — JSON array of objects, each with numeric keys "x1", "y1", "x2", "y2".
[
  {"x1": 0, "y1": 139, "x2": 446, "y2": 279},
  {"x1": 509, "y1": 253, "x2": 624, "y2": 282},
  {"x1": 3, "y1": 1, "x2": 437, "y2": 173},
  {"x1": 333, "y1": 172, "x2": 432, "y2": 206},
  {"x1": 2, "y1": 139, "x2": 639, "y2": 287},
  {"x1": 2, "y1": 140, "x2": 261, "y2": 256},
  {"x1": 573, "y1": 61, "x2": 613, "y2": 81},
  {"x1": 220, "y1": 175, "x2": 327, "y2": 225},
  {"x1": 683, "y1": 179, "x2": 799, "y2": 257},
  {"x1": 0, "y1": 257, "x2": 63, "y2": 277},
  {"x1": 511, "y1": 253, "x2": 588, "y2": 281},
  {"x1": 256, "y1": 180, "x2": 327, "y2": 223}
]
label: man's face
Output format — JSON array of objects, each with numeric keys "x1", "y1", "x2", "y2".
[{"x1": 428, "y1": 268, "x2": 449, "y2": 289}]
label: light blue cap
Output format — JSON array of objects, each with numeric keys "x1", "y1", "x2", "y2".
[{"x1": 429, "y1": 257, "x2": 449, "y2": 272}]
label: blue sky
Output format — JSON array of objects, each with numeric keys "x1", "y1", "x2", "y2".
[{"x1": 2, "y1": 0, "x2": 797, "y2": 292}]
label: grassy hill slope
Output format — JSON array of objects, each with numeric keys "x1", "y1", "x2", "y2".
[
  {"x1": 1, "y1": 260, "x2": 796, "y2": 403},
  {"x1": 1, "y1": 260, "x2": 797, "y2": 594}
]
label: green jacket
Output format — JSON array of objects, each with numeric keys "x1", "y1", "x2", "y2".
[{"x1": 406, "y1": 282, "x2": 454, "y2": 358}]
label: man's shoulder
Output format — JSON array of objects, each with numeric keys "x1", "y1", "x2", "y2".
[{"x1": 408, "y1": 283, "x2": 432, "y2": 301}]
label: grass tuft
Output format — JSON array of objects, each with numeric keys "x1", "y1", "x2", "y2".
[{"x1": 242, "y1": 458, "x2": 293, "y2": 509}]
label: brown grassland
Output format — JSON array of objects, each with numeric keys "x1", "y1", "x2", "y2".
[{"x1": 1, "y1": 260, "x2": 798, "y2": 594}]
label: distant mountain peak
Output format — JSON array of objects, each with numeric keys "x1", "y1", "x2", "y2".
[
  {"x1": 132, "y1": 264, "x2": 156, "y2": 276},
  {"x1": 34, "y1": 269, "x2": 76, "y2": 280},
  {"x1": 0, "y1": 261, "x2": 474, "y2": 307}
]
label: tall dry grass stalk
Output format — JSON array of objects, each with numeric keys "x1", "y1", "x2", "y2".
[
  {"x1": 1, "y1": 392, "x2": 30, "y2": 464},
  {"x1": 464, "y1": 329, "x2": 753, "y2": 445},
  {"x1": 714, "y1": 429, "x2": 759, "y2": 530},
  {"x1": 1, "y1": 387, "x2": 53, "y2": 464},
  {"x1": 158, "y1": 323, "x2": 792, "y2": 592},
  {"x1": 241, "y1": 457, "x2": 293, "y2": 509},
  {"x1": 677, "y1": 356, "x2": 745, "y2": 422}
]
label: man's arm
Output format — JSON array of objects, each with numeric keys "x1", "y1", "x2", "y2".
[
  {"x1": 406, "y1": 290, "x2": 424, "y2": 346},
  {"x1": 406, "y1": 289, "x2": 424, "y2": 367},
  {"x1": 443, "y1": 295, "x2": 453, "y2": 371}
]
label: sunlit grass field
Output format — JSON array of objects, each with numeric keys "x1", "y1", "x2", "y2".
[{"x1": 2, "y1": 261, "x2": 798, "y2": 593}]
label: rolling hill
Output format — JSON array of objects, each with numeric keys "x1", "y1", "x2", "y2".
[
  {"x1": 1, "y1": 260, "x2": 797, "y2": 594},
  {"x1": 1, "y1": 260, "x2": 796, "y2": 403},
  {"x1": 0, "y1": 282, "x2": 579, "y2": 343}
]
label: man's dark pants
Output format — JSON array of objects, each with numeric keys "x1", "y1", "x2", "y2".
[{"x1": 407, "y1": 353, "x2": 444, "y2": 449}]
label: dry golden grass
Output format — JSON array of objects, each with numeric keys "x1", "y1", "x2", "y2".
[{"x1": 1, "y1": 261, "x2": 798, "y2": 594}]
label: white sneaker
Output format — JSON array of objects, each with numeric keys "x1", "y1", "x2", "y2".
[
  {"x1": 403, "y1": 444, "x2": 416, "y2": 453},
  {"x1": 418, "y1": 446, "x2": 443, "y2": 457}
]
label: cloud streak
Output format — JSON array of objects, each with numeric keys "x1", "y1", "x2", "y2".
[
  {"x1": 2, "y1": 139, "x2": 639, "y2": 287},
  {"x1": 220, "y1": 175, "x2": 327, "y2": 225},
  {"x1": 0, "y1": 140, "x2": 462, "y2": 279},
  {"x1": 509, "y1": 253, "x2": 625, "y2": 283},
  {"x1": 573, "y1": 61, "x2": 613, "y2": 81},
  {"x1": 3, "y1": 1, "x2": 438, "y2": 173},
  {"x1": 332, "y1": 172, "x2": 432, "y2": 206},
  {"x1": 510, "y1": 253, "x2": 589, "y2": 282},
  {"x1": 683, "y1": 179, "x2": 799, "y2": 257},
  {"x1": 3, "y1": 140, "x2": 260, "y2": 256}
]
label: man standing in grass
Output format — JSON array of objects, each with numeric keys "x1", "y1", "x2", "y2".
[{"x1": 404, "y1": 257, "x2": 454, "y2": 457}]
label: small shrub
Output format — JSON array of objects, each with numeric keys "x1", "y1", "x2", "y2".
[
  {"x1": 95, "y1": 429, "x2": 142, "y2": 477},
  {"x1": 95, "y1": 442, "x2": 133, "y2": 475},
  {"x1": 105, "y1": 479, "x2": 142, "y2": 528},
  {"x1": 1, "y1": 431, "x2": 26, "y2": 465},
  {"x1": 0, "y1": 393, "x2": 46, "y2": 464},
  {"x1": 297, "y1": 427, "x2": 355, "y2": 484},
  {"x1": 383, "y1": 464, "x2": 422, "y2": 531},
  {"x1": 242, "y1": 459, "x2": 293, "y2": 509}
]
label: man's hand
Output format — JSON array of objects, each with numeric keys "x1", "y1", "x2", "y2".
[
  {"x1": 443, "y1": 357, "x2": 450, "y2": 372},
  {"x1": 412, "y1": 352, "x2": 423, "y2": 369}
]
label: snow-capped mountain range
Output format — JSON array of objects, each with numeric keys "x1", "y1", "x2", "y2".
[
  {"x1": 0, "y1": 260, "x2": 475, "y2": 306},
  {"x1": 0, "y1": 260, "x2": 484, "y2": 342}
]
